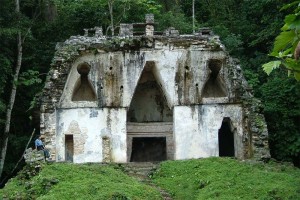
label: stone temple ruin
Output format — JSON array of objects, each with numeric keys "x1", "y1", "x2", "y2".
[{"x1": 40, "y1": 14, "x2": 270, "y2": 163}]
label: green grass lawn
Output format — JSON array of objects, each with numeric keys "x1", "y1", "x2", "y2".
[
  {"x1": 0, "y1": 162, "x2": 161, "y2": 200},
  {"x1": 151, "y1": 157, "x2": 300, "y2": 200},
  {"x1": 1, "y1": 158, "x2": 300, "y2": 200}
]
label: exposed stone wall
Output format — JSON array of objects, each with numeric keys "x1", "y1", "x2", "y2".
[
  {"x1": 243, "y1": 99, "x2": 270, "y2": 160},
  {"x1": 102, "y1": 136, "x2": 111, "y2": 162},
  {"x1": 226, "y1": 58, "x2": 270, "y2": 160},
  {"x1": 24, "y1": 148, "x2": 45, "y2": 163}
]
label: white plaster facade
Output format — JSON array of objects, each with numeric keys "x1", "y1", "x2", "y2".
[
  {"x1": 40, "y1": 24, "x2": 269, "y2": 163},
  {"x1": 174, "y1": 105, "x2": 243, "y2": 159},
  {"x1": 56, "y1": 108, "x2": 127, "y2": 163}
]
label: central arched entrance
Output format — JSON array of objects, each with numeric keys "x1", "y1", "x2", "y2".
[{"x1": 127, "y1": 61, "x2": 174, "y2": 162}]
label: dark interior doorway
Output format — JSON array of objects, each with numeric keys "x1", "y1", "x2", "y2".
[
  {"x1": 218, "y1": 118, "x2": 235, "y2": 157},
  {"x1": 65, "y1": 135, "x2": 74, "y2": 162},
  {"x1": 130, "y1": 137, "x2": 167, "y2": 162}
]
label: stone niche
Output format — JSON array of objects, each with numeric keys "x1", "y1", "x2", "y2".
[{"x1": 39, "y1": 15, "x2": 270, "y2": 163}]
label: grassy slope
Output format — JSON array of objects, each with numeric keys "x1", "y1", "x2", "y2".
[
  {"x1": 1, "y1": 158, "x2": 299, "y2": 200},
  {"x1": 151, "y1": 157, "x2": 300, "y2": 200},
  {"x1": 0, "y1": 162, "x2": 161, "y2": 200}
]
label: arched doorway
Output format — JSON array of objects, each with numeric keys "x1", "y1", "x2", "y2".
[
  {"x1": 218, "y1": 118, "x2": 235, "y2": 157},
  {"x1": 65, "y1": 135, "x2": 74, "y2": 162}
]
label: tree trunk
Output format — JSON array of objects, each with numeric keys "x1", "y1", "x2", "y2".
[
  {"x1": 108, "y1": 0, "x2": 114, "y2": 36},
  {"x1": 0, "y1": 0, "x2": 22, "y2": 179},
  {"x1": 192, "y1": 0, "x2": 195, "y2": 34}
]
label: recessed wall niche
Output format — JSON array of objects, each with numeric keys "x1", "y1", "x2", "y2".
[
  {"x1": 202, "y1": 59, "x2": 228, "y2": 98},
  {"x1": 127, "y1": 62, "x2": 172, "y2": 122},
  {"x1": 72, "y1": 62, "x2": 97, "y2": 101}
]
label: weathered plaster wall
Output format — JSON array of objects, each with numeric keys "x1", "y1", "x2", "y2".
[
  {"x1": 174, "y1": 104, "x2": 244, "y2": 159},
  {"x1": 58, "y1": 48, "x2": 230, "y2": 110},
  {"x1": 39, "y1": 28, "x2": 270, "y2": 162},
  {"x1": 56, "y1": 108, "x2": 127, "y2": 163}
]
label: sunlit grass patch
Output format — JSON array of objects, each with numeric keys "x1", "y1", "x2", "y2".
[{"x1": 151, "y1": 157, "x2": 300, "y2": 200}]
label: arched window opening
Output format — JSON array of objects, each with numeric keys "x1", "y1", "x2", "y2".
[
  {"x1": 203, "y1": 59, "x2": 227, "y2": 98},
  {"x1": 72, "y1": 62, "x2": 97, "y2": 101},
  {"x1": 218, "y1": 117, "x2": 235, "y2": 157}
]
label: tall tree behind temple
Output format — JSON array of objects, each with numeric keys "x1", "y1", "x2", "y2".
[
  {"x1": 0, "y1": 0, "x2": 54, "y2": 182},
  {"x1": 0, "y1": 0, "x2": 23, "y2": 179}
]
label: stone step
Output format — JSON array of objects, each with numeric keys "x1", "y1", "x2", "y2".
[
  {"x1": 122, "y1": 162, "x2": 159, "y2": 176},
  {"x1": 123, "y1": 162, "x2": 159, "y2": 167}
]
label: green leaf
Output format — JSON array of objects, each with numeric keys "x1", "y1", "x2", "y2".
[
  {"x1": 270, "y1": 48, "x2": 292, "y2": 58},
  {"x1": 294, "y1": 72, "x2": 300, "y2": 81},
  {"x1": 284, "y1": 14, "x2": 296, "y2": 27},
  {"x1": 282, "y1": 48, "x2": 293, "y2": 57},
  {"x1": 282, "y1": 58, "x2": 300, "y2": 73},
  {"x1": 272, "y1": 30, "x2": 296, "y2": 53},
  {"x1": 280, "y1": 1, "x2": 300, "y2": 11},
  {"x1": 288, "y1": 15, "x2": 300, "y2": 30},
  {"x1": 262, "y1": 61, "x2": 281, "y2": 75}
]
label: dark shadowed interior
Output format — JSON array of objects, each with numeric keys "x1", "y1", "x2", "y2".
[
  {"x1": 65, "y1": 135, "x2": 74, "y2": 162},
  {"x1": 130, "y1": 137, "x2": 167, "y2": 162},
  {"x1": 218, "y1": 118, "x2": 235, "y2": 157}
]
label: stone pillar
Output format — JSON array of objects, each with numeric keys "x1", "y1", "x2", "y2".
[
  {"x1": 119, "y1": 24, "x2": 133, "y2": 37},
  {"x1": 102, "y1": 136, "x2": 111, "y2": 162},
  {"x1": 163, "y1": 27, "x2": 179, "y2": 37},
  {"x1": 145, "y1": 14, "x2": 154, "y2": 23},
  {"x1": 94, "y1": 27, "x2": 103, "y2": 37},
  {"x1": 84, "y1": 29, "x2": 89, "y2": 37},
  {"x1": 145, "y1": 14, "x2": 154, "y2": 36}
]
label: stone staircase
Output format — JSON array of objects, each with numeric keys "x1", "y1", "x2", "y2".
[
  {"x1": 123, "y1": 162, "x2": 158, "y2": 177},
  {"x1": 122, "y1": 162, "x2": 173, "y2": 200}
]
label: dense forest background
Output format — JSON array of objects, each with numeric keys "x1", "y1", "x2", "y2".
[{"x1": 0, "y1": 0, "x2": 299, "y2": 186}]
